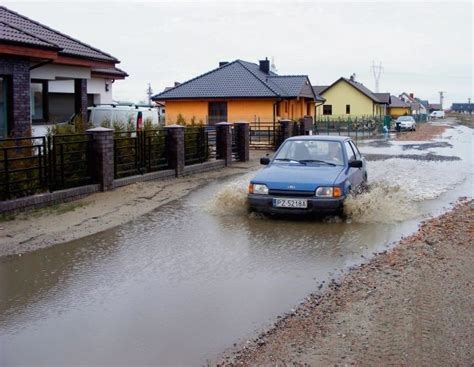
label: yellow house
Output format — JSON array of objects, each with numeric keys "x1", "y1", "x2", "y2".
[
  {"x1": 152, "y1": 59, "x2": 317, "y2": 125},
  {"x1": 388, "y1": 95, "x2": 411, "y2": 118},
  {"x1": 314, "y1": 77, "x2": 390, "y2": 120}
]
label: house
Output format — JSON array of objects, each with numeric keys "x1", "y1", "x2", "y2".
[
  {"x1": 0, "y1": 5, "x2": 127, "y2": 138},
  {"x1": 450, "y1": 102, "x2": 473, "y2": 114},
  {"x1": 399, "y1": 92, "x2": 428, "y2": 115},
  {"x1": 151, "y1": 58, "x2": 317, "y2": 125},
  {"x1": 388, "y1": 95, "x2": 411, "y2": 118},
  {"x1": 313, "y1": 76, "x2": 390, "y2": 120},
  {"x1": 428, "y1": 103, "x2": 442, "y2": 112}
]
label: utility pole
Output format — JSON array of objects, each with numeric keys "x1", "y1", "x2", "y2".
[
  {"x1": 468, "y1": 97, "x2": 471, "y2": 115},
  {"x1": 146, "y1": 83, "x2": 153, "y2": 105},
  {"x1": 438, "y1": 91, "x2": 446, "y2": 110},
  {"x1": 371, "y1": 61, "x2": 383, "y2": 92}
]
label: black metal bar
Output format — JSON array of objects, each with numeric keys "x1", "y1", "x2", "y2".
[
  {"x1": 4, "y1": 149, "x2": 9, "y2": 200},
  {"x1": 60, "y1": 143, "x2": 65, "y2": 188}
]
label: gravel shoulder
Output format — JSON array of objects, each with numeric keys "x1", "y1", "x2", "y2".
[
  {"x1": 220, "y1": 199, "x2": 474, "y2": 366},
  {"x1": 0, "y1": 154, "x2": 267, "y2": 258}
]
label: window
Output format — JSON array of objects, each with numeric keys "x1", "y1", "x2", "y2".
[
  {"x1": 30, "y1": 80, "x2": 48, "y2": 122},
  {"x1": 285, "y1": 101, "x2": 288, "y2": 113},
  {"x1": 346, "y1": 104, "x2": 351, "y2": 114},
  {"x1": 344, "y1": 141, "x2": 356, "y2": 161},
  {"x1": 323, "y1": 105, "x2": 332, "y2": 115},
  {"x1": 276, "y1": 103, "x2": 281, "y2": 116},
  {"x1": 349, "y1": 140, "x2": 361, "y2": 159},
  {"x1": 208, "y1": 102, "x2": 227, "y2": 125},
  {"x1": 306, "y1": 103, "x2": 311, "y2": 116}
]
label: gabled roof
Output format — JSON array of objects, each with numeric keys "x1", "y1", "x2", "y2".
[
  {"x1": 317, "y1": 77, "x2": 383, "y2": 103},
  {"x1": 389, "y1": 95, "x2": 410, "y2": 108},
  {"x1": 374, "y1": 93, "x2": 391, "y2": 104},
  {"x1": 312, "y1": 86, "x2": 327, "y2": 102},
  {"x1": 152, "y1": 59, "x2": 315, "y2": 100},
  {"x1": 0, "y1": 5, "x2": 119, "y2": 62}
]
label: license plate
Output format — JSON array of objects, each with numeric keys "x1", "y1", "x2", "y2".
[{"x1": 273, "y1": 198, "x2": 308, "y2": 208}]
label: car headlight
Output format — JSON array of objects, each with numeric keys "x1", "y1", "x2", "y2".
[
  {"x1": 249, "y1": 183, "x2": 269, "y2": 195},
  {"x1": 315, "y1": 186, "x2": 342, "y2": 197}
]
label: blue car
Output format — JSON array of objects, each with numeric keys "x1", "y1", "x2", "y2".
[{"x1": 248, "y1": 136, "x2": 367, "y2": 215}]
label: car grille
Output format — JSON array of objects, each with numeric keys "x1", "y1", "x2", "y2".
[{"x1": 268, "y1": 189, "x2": 315, "y2": 197}]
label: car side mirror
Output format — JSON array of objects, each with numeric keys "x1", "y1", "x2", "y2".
[
  {"x1": 260, "y1": 157, "x2": 270, "y2": 165},
  {"x1": 348, "y1": 159, "x2": 363, "y2": 168}
]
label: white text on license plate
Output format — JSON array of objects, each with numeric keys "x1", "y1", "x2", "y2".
[{"x1": 273, "y1": 198, "x2": 308, "y2": 208}]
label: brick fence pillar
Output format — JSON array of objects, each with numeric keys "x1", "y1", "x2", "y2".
[
  {"x1": 233, "y1": 121, "x2": 249, "y2": 162},
  {"x1": 216, "y1": 122, "x2": 233, "y2": 166},
  {"x1": 279, "y1": 119, "x2": 293, "y2": 140},
  {"x1": 87, "y1": 127, "x2": 114, "y2": 191},
  {"x1": 165, "y1": 125, "x2": 185, "y2": 176},
  {"x1": 74, "y1": 79, "x2": 88, "y2": 124},
  {"x1": 299, "y1": 116, "x2": 314, "y2": 135}
]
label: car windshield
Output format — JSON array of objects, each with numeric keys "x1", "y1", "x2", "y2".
[
  {"x1": 274, "y1": 140, "x2": 344, "y2": 166},
  {"x1": 398, "y1": 116, "x2": 413, "y2": 121}
]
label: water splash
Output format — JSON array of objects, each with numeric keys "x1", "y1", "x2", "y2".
[
  {"x1": 206, "y1": 176, "x2": 250, "y2": 216},
  {"x1": 344, "y1": 182, "x2": 417, "y2": 224}
]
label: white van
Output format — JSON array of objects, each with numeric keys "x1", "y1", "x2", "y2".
[
  {"x1": 88, "y1": 104, "x2": 161, "y2": 129},
  {"x1": 430, "y1": 110, "x2": 445, "y2": 119}
]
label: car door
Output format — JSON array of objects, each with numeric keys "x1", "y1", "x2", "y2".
[
  {"x1": 343, "y1": 140, "x2": 362, "y2": 189},
  {"x1": 349, "y1": 140, "x2": 366, "y2": 184}
]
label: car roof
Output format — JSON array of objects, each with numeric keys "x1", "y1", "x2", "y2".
[{"x1": 286, "y1": 135, "x2": 351, "y2": 142}]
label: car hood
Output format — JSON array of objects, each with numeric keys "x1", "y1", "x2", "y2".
[{"x1": 251, "y1": 164, "x2": 345, "y2": 191}]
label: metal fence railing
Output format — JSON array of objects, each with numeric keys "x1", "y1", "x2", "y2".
[
  {"x1": 113, "y1": 129, "x2": 169, "y2": 179},
  {"x1": 249, "y1": 121, "x2": 278, "y2": 149},
  {"x1": 48, "y1": 134, "x2": 94, "y2": 191},
  {"x1": 0, "y1": 137, "x2": 48, "y2": 200},
  {"x1": 313, "y1": 117, "x2": 383, "y2": 140},
  {"x1": 0, "y1": 135, "x2": 93, "y2": 200},
  {"x1": 184, "y1": 127, "x2": 209, "y2": 165}
]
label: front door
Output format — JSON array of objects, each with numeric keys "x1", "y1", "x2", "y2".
[{"x1": 208, "y1": 102, "x2": 227, "y2": 125}]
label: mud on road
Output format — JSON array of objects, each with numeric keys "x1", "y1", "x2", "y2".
[{"x1": 220, "y1": 200, "x2": 474, "y2": 366}]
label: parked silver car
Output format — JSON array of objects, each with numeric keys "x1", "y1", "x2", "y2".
[{"x1": 395, "y1": 116, "x2": 416, "y2": 131}]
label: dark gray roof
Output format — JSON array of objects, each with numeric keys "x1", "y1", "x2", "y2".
[
  {"x1": 374, "y1": 92, "x2": 390, "y2": 104},
  {"x1": 152, "y1": 59, "x2": 315, "y2": 100},
  {"x1": 429, "y1": 103, "x2": 442, "y2": 110},
  {"x1": 0, "y1": 20, "x2": 60, "y2": 49},
  {"x1": 0, "y1": 5, "x2": 118, "y2": 62},
  {"x1": 451, "y1": 103, "x2": 473, "y2": 111},
  {"x1": 389, "y1": 95, "x2": 410, "y2": 108},
  {"x1": 312, "y1": 86, "x2": 328, "y2": 95}
]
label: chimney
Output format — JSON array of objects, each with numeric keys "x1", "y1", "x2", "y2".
[
  {"x1": 219, "y1": 61, "x2": 229, "y2": 67},
  {"x1": 349, "y1": 73, "x2": 356, "y2": 81},
  {"x1": 174, "y1": 82, "x2": 181, "y2": 87},
  {"x1": 410, "y1": 93, "x2": 414, "y2": 98},
  {"x1": 259, "y1": 58, "x2": 270, "y2": 74}
]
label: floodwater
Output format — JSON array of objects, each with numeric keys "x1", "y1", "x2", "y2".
[{"x1": 1, "y1": 122, "x2": 472, "y2": 366}]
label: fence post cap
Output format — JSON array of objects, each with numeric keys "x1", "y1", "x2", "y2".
[
  {"x1": 215, "y1": 122, "x2": 233, "y2": 126},
  {"x1": 165, "y1": 124, "x2": 185, "y2": 129},
  {"x1": 86, "y1": 127, "x2": 114, "y2": 133}
]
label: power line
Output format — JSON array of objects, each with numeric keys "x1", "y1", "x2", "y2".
[{"x1": 371, "y1": 61, "x2": 383, "y2": 92}]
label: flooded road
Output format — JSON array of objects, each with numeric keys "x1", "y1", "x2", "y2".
[{"x1": 1, "y1": 123, "x2": 472, "y2": 366}]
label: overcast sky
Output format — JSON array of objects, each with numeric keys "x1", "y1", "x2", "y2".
[{"x1": 5, "y1": 0, "x2": 473, "y2": 107}]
